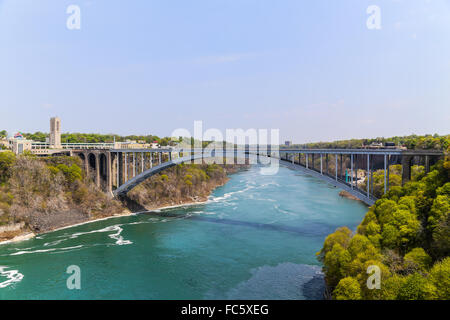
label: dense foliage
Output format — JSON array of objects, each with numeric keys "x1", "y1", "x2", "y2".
[
  {"x1": 18, "y1": 131, "x2": 176, "y2": 146},
  {"x1": 318, "y1": 147, "x2": 450, "y2": 300},
  {"x1": 0, "y1": 152, "x2": 122, "y2": 232},
  {"x1": 284, "y1": 134, "x2": 449, "y2": 151}
]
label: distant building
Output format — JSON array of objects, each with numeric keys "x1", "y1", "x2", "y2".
[
  {"x1": 285, "y1": 141, "x2": 292, "y2": 147},
  {"x1": 10, "y1": 138, "x2": 32, "y2": 154},
  {"x1": 151, "y1": 141, "x2": 160, "y2": 149},
  {"x1": 49, "y1": 117, "x2": 62, "y2": 148},
  {"x1": 0, "y1": 138, "x2": 8, "y2": 149},
  {"x1": 384, "y1": 142, "x2": 396, "y2": 149},
  {"x1": 363, "y1": 142, "x2": 383, "y2": 149}
]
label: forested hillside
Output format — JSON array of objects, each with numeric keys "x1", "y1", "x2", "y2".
[
  {"x1": 284, "y1": 134, "x2": 449, "y2": 151},
  {"x1": 318, "y1": 146, "x2": 450, "y2": 300}
]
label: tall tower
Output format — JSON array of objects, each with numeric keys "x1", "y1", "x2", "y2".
[{"x1": 50, "y1": 117, "x2": 61, "y2": 148}]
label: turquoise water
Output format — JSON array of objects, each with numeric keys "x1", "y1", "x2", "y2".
[{"x1": 0, "y1": 165, "x2": 368, "y2": 299}]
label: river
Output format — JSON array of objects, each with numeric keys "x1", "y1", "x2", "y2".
[{"x1": 0, "y1": 165, "x2": 368, "y2": 299}]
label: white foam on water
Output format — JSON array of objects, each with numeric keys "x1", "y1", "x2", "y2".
[
  {"x1": 0, "y1": 266, "x2": 24, "y2": 288},
  {"x1": 43, "y1": 239, "x2": 66, "y2": 247},
  {"x1": 69, "y1": 225, "x2": 132, "y2": 246},
  {"x1": 10, "y1": 245, "x2": 83, "y2": 256},
  {"x1": 273, "y1": 204, "x2": 297, "y2": 216},
  {"x1": 209, "y1": 185, "x2": 255, "y2": 203},
  {"x1": 107, "y1": 226, "x2": 132, "y2": 245}
]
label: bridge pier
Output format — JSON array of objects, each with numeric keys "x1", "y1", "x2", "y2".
[
  {"x1": 370, "y1": 155, "x2": 374, "y2": 196},
  {"x1": 425, "y1": 155, "x2": 430, "y2": 173},
  {"x1": 367, "y1": 154, "x2": 370, "y2": 198},
  {"x1": 355, "y1": 154, "x2": 358, "y2": 190},
  {"x1": 401, "y1": 155, "x2": 413, "y2": 185},
  {"x1": 320, "y1": 154, "x2": 323, "y2": 175},
  {"x1": 106, "y1": 152, "x2": 113, "y2": 194},
  {"x1": 95, "y1": 154, "x2": 100, "y2": 188},
  {"x1": 83, "y1": 153, "x2": 89, "y2": 178},
  {"x1": 335, "y1": 155, "x2": 338, "y2": 181},
  {"x1": 350, "y1": 154, "x2": 354, "y2": 189},
  {"x1": 387, "y1": 156, "x2": 390, "y2": 192}
]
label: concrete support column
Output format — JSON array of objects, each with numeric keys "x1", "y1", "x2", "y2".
[
  {"x1": 326, "y1": 154, "x2": 329, "y2": 175},
  {"x1": 367, "y1": 154, "x2": 370, "y2": 198},
  {"x1": 133, "y1": 153, "x2": 136, "y2": 177},
  {"x1": 117, "y1": 152, "x2": 121, "y2": 187},
  {"x1": 384, "y1": 154, "x2": 387, "y2": 195},
  {"x1": 387, "y1": 155, "x2": 390, "y2": 192},
  {"x1": 106, "y1": 152, "x2": 112, "y2": 194},
  {"x1": 355, "y1": 154, "x2": 358, "y2": 191},
  {"x1": 141, "y1": 152, "x2": 144, "y2": 173},
  {"x1": 351, "y1": 154, "x2": 354, "y2": 189},
  {"x1": 401, "y1": 155, "x2": 413, "y2": 186},
  {"x1": 95, "y1": 154, "x2": 100, "y2": 188},
  {"x1": 425, "y1": 155, "x2": 430, "y2": 173},
  {"x1": 159, "y1": 152, "x2": 162, "y2": 164},
  {"x1": 370, "y1": 157, "x2": 374, "y2": 196},
  {"x1": 340, "y1": 154, "x2": 343, "y2": 180},
  {"x1": 150, "y1": 153, "x2": 153, "y2": 168},
  {"x1": 124, "y1": 153, "x2": 128, "y2": 182},
  {"x1": 335, "y1": 155, "x2": 338, "y2": 181},
  {"x1": 320, "y1": 154, "x2": 323, "y2": 175},
  {"x1": 306, "y1": 154, "x2": 309, "y2": 169},
  {"x1": 84, "y1": 152, "x2": 89, "y2": 178}
]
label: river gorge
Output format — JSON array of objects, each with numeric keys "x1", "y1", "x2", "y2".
[{"x1": 0, "y1": 165, "x2": 368, "y2": 299}]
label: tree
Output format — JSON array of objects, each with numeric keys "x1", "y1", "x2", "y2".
[
  {"x1": 333, "y1": 277, "x2": 362, "y2": 300},
  {"x1": 403, "y1": 248, "x2": 432, "y2": 272},
  {"x1": 428, "y1": 257, "x2": 450, "y2": 300},
  {"x1": 323, "y1": 244, "x2": 352, "y2": 287},
  {"x1": 432, "y1": 212, "x2": 450, "y2": 258},
  {"x1": 0, "y1": 151, "x2": 16, "y2": 184},
  {"x1": 397, "y1": 273, "x2": 437, "y2": 300},
  {"x1": 428, "y1": 195, "x2": 450, "y2": 231},
  {"x1": 380, "y1": 275, "x2": 406, "y2": 300},
  {"x1": 318, "y1": 226, "x2": 352, "y2": 261}
]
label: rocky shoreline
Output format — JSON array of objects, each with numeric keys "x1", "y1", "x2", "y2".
[
  {"x1": 0, "y1": 164, "x2": 245, "y2": 246},
  {"x1": 338, "y1": 190, "x2": 364, "y2": 203}
]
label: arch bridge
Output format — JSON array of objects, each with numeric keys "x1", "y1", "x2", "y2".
[{"x1": 71, "y1": 148, "x2": 443, "y2": 206}]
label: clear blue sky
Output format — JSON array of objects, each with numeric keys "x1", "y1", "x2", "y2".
[{"x1": 1, "y1": 0, "x2": 449, "y2": 143}]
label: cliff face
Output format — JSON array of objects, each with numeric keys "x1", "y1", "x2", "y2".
[
  {"x1": 126, "y1": 163, "x2": 247, "y2": 210},
  {"x1": 0, "y1": 153, "x2": 246, "y2": 241},
  {"x1": 0, "y1": 154, "x2": 124, "y2": 238}
]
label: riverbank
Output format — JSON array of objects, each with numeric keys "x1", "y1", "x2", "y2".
[
  {"x1": 338, "y1": 190, "x2": 364, "y2": 203},
  {"x1": 0, "y1": 162, "x2": 246, "y2": 245},
  {"x1": 0, "y1": 201, "x2": 213, "y2": 246}
]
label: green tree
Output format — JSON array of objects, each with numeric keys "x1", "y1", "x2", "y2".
[
  {"x1": 428, "y1": 257, "x2": 450, "y2": 299},
  {"x1": 403, "y1": 248, "x2": 432, "y2": 272},
  {"x1": 0, "y1": 151, "x2": 16, "y2": 184},
  {"x1": 323, "y1": 244, "x2": 352, "y2": 287},
  {"x1": 428, "y1": 195, "x2": 450, "y2": 231},
  {"x1": 318, "y1": 226, "x2": 352, "y2": 260},
  {"x1": 333, "y1": 277, "x2": 362, "y2": 300},
  {"x1": 397, "y1": 273, "x2": 437, "y2": 300}
]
